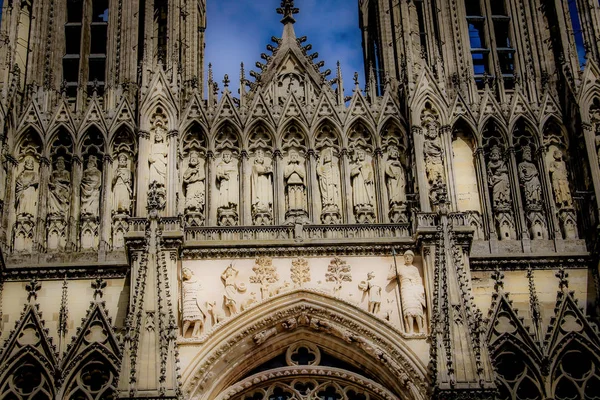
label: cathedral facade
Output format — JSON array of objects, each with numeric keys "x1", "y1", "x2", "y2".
[{"x1": 0, "y1": 0, "x2": 598, "y2": 399}]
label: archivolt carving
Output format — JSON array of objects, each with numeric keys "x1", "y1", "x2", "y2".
[{"x1": 180, "y1": 291, "x2": 428, "y2": 400}]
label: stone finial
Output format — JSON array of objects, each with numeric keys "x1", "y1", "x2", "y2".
[
  {"x1": 277, "y1": 0, "x2": 299, "y2": 25},
  {"x1": 26, "y1": 278, "x2": 41, "y2": 303},
  {"x1": 92, "y1": 277, "x2": 107, "y2": 301}
]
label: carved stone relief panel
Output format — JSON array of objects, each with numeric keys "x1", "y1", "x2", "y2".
[
  {"x1": 179, "y1": 253, "x2": 427, "y2": 339},
  {"x1": 181, "y1": 125, "x2": 208, "y2": 227},
  {"x1": 214, "y1": 125, "x2": 241, "y2": 226},
  {"x1": 421, "y1": 105, "x2": 446, "y2": 208}
]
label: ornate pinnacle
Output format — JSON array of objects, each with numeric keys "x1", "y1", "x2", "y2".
[
  {"x1": 277, "y1": 0, "x2": 299, "y2": 25},
  {"x1": 92, "y1": 277, "x2": 107, "y2": 301},
  {"x1": 223, "y1": 74, "x2": 230, "y2": 88},
  {"x1": 26, "y1": 278, "x2": 41, "y2": 303}
]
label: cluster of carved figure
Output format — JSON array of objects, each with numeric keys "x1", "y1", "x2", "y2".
[{"x1": 181, "y1": 252, "x2": 426, "y2": 339}]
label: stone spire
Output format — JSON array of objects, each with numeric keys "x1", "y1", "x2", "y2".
[{"x1": 277, "y1": 0, "x2": 299, "y2": 43}]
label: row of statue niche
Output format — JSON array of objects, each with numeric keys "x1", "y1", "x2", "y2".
[
  {"x1": 180, "y1": 251, "x2": 426, "y2": 338},
  {"x1": 15, "y1": 153, "x2": 134, "y2": 220},
  {"x1": 179, "y1": 145, "x2": 408, "y2": 225},
  {"x1": 487, "y1": 145, "x2": 575, "y2": 235}
]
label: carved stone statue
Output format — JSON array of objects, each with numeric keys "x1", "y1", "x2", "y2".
[
  {"x1": 388, "y1": 250, "x2": 425, "y2": 334},
  {"x1": 48, "y1": 156, "x2": 71, "y2": 217},
  {"x1": 183, "y1": 151, "x2": 206, "y2": 213},
  {"x1": 316, "y1": 148, "x2": 341, "y2": 213},
  {"x1": 221, "y1": 264, "x2": 246, "y2": 315},
  {"x1": 15, "y1": 156, "x2": 39, "y2": 217},
  {"x1": 358, "y1": 272, "x2": 382, "y2": 314},
  {"x1": 350, "y1": 148, "x2": 375, "y2": 223},
  {"x1": 384, "y1": 145, "x2": 406, "y2": 206},
  {"x1": 423, "y1": 123, "x2": 445, "y2": 185},
  {"x1": 181, "y1": 267, "x2": 207, "y2": 338},
  {"x1": 112, "y1": 153, "x2": 132, "y2": 214},
  {"x1": 149, "y1": 123, "x2": 168, "y2": 187},
  {"x1": 284, "y1": 149, "x2": 307, "y2": 219},
  {"x1": 216, "y1": 150, "x2": 239, "y2": 210},
  {"x1": 518, "y1": 147, "x2": 542, "y2": 209},
  {"x1": 548, "y1": 149, "x2": 573, "y2": 208},
  {"x1": 251, "y1": 149, "x2": 273, "y2": 222},
  {"x1": 487, "y1": 146, "x2": 511, "y2": 210},
  {"x1": 80, "y1": 155, "x2": 102, "y2": 217}
]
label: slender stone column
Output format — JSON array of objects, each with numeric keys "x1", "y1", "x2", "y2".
[
  {"x1": 340, "y1": 149, "x2": 353, "y2": 223},
  {"x1": 507, "y1": 147, "x2": 529, "y2": 244},
  {"x1": 373, "y1": 148, "x2": 384, "y2": 223},
  {"x1": 275, "y1": 150, "x2": 285, "y2": 224},
  {"x1": 99, "y1": 155, "x2": 113, "y2": 256},
  {"x1": 166, "y1": 130, "x2": 179, "y2": 216},
  {"x1": 241, "y1": 150, "x2": 251, "y2": 225},
  {"x1": 412, "y1": 126, "x2": 430, "y2": 211},
  {"x1": 0, "y1": 155, "x2": 18, "y2": 249},
  {"x1": 136, "y1": 130, "x2": 151, "y2": 217},
  {"x1": 474, "y1": 147, "x2": 495, "y2": 240},
  {"x1": 68, "y1": 157, "x2": 83, "y2": 251},
  {"x1": 35, "y1": 157, "x2": 50, "y2": 252}
]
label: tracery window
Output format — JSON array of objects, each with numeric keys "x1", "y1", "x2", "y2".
[
  {"x1": 464, "y1": 0, "x2": 515, "y2": 89},
  {"x1": 553, "y1": 346, "x2": 600, "y2": 400},
  {"x1": 0, "y1": 356, "x2": 54, "y2": 400},
  {"x1": 63, "y1": 0, "x2": 109, "y2": 98}
]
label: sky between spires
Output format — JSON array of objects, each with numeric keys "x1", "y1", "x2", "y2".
[{"x1": 204, "y1": 0, "x2": 365, "y2": 98}]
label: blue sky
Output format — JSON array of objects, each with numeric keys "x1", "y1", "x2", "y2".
[{"x1": 204, "y1": 0, "x2": 365, "y2": 97}]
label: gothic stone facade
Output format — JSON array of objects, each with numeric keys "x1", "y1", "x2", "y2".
[{"x1": 0, "y1": 0, "x2": 598, "y2": 399}]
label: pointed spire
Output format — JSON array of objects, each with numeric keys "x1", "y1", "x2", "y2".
[
  {"x1": 208, "y1": 63, "x2": 216, "y2": 105},
  {"x1": 239, "y1": 62, "x2": 246, "y2": 108},
  {"x1": 277, "y1": 0, "x2": 299, "y2": 25},
  {"x1": 336, "y1": 61, "x2": 344, "y2": 105}
]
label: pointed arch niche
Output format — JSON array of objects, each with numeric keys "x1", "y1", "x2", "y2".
[
  {"x1": 181, "y1": 122, "x2": 208, "y2": 227},
  {"x1": 180, "y1": 291, "x2": 428, "y2": 400},
  {"x1": 451, "y1": 120, "x2": 484, "y2": 239}
]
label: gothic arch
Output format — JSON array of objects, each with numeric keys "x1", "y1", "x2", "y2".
[
  {"x1": 181, "y1": 290, "x2": 428, "y2": 400},
  {"x1": 0, "y1": 354, "x2": 56, "y2": 400},
  {"x1": 345, "y1": 117, "x2": 376, "y2": 150},
  {"x1": 13, "y1": 128, "x2": 43, "y2": 159},
  {"x1": 549, "y1": 340, "x2": 600, "y2": 399},
  {"x1": 109, "y1": 125, "x2": 137, "y2": 156},
  {"x1": 211, "y1": 121, "x2": 242, "y2": 153},
  {"x1": 313, "y1": 117, "x2": 344, "y2": 146},
  {"x1": 59, "y1": 351, "x2": 119, "y2": 400},
  {"x1": 77, "y1": 126, "x2": 106, "y2": 158},
  {"x1": 478, "y1": 116, "x2": 509, "y2": 145},
  {"x1": 181, "y1": 122, "x2": 208, "y2": 156},
  {"x1": 245, "y1": 121, "x2": 276, "y2": 152},
  {"x1": 314, "y1": 119, "x2": 342, "y2": 151},
  {"x1": 510, "y1": 117, "x2": 541, "y2": 148},
  {"x1": 278, "y1": 119, "x2": 309, "y2": 150}
]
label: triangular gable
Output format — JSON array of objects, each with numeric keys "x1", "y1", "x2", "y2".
[
  {"x1": 478, "y1": 88, "x2": 505, "y2": 127},
  {"x1": 376, "y1": 89, "x2": 405, "y2": 128},
  {"x1": 109, "y1": 97, "x2": 137, "y2": 134},
  {"x1": 280, "y1": 91, "x2": 308, "y2": 125},
  {"x1": 544, "y1": 292, "x2": 600, "y2": 359},
  {"x1": 539, "y1": 92, "x2": 563, "y2": 122},
  {"x1": 61, "y1": 302, "x2": 121, "y2": 373},
  {"x1": 16, "y1": 100, "x2": 46, "y2": 135},
  {"x1": 410, "y1": 66, "x2": 449, "y2": 117},
  {"x1": 47, "y1": 99, "x2": 77, "y2": 136},
  {"x1": 79, "y1": 97, "x2": 108, "y2": 134},
  {"x1": 180, "y1": 91, "x2": 209, "y2": 130},
  {"x1": 578, "y1": 58, "x2": 600, "y2": 104},
  {"x1": 486, "y1": 293, "x2": 542, "y2": 361},
  {"x1": 140, "y1": 68, "x2": 179, "y2": 116},
  {"x1": 212, "y1": 90, "x2": 242, "y2": 128},
  {"x1": 345, "y1": 89, "x2": 375, "y2": 126},
  {"x1": 449, "y1": 93, "x2": 477, "y2": 127},
  {"x1": 247, "y1": 91, "x2": 277, "y2": 127},
  {"x1": 508, "y1": 87, "x2": 535, "y2": 124},
  {"x1": 0, "y1": 304, "x2": 58, "y2": 375}
]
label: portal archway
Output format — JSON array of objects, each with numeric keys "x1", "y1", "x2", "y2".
[{"x1": 181, "y1": 290, "x2": 429, "y2": 400}]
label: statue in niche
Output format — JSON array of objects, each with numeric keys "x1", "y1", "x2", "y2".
[
  {"x1": 221, "y1": 264, "x2": 246, "y2": 315},
  {"x1": 149, "y1": 122, "x2": 168, "y2": 187},
  {"x1": 548, "y1": 149, "x2": 573, "y2": 209},
  {"x1": 388, "y1": 250, "x2": 426, "y2": 334},
  {"x1": 181, "y1": 267, "x2": 207, "y2": 338},
  {"x1": 423, "y1": 122, "x2": 445, "y2": 185},
  {"x1": 384, "y1": 145, "x2": 406, "y2": 207},
  {"x1": 216, "y1": 150, "x2": 239, "y2": 211},
  {"x1": 487, "y1": 146, "x2": 511, "y2": 210},
  {"x1": 358, "y1": 272, "x2": 382, "y2": 314},
  {"x1": 183, "y1": 151, "x2": 206, "y2": 214},
  {"x1": 518, "y1": 147, "x2": 542, "y2": 209},
  {"x1": 316, "y1": 148, "x2": 341, "y2": 222},
  {"x1": 284, "y1": 149, "x2": 307, "y2": 220},
  {"x1": 80, "y1": 155, "x2": 102, "y2": 217},
  {"x1": 112, "y1": 153, "x2": 132, "y2": 214},
  {"x1": 350, "y1": 148, "x2": 375, "y2": 221},
  {"x1": 250, "y1": 149, "x2": 273, "y2": 223},
  {"x1": 48, "y1": 156, "x2": 71, "y2": 217},
  {"x1": 15, "y1": 156, "x2": 39, "y2": 217}
]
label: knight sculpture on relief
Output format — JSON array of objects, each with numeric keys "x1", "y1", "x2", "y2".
[
  {"x1": 149, "y1": 121, "x2": 168, "y2": 187},
  {"x1": 388, "y1": 250, "x2": 426, "y2": 334},
  {"x1": 183, "y1": 150, "x2": 206, "y2": 213},
  {"x1": 48, "y1": 156, "x2": 71, "y2": 217},
  {"x1": 358, "y1": 271, "x2": 382, "y2": 314},
  {"x1": 80, "y1": 155, "x2": 102, "y2": 217},
  {"x1": 15, "y1": 155, "x2": 39, "y2": 217},
  {"x1": 112, "y1": 153, "x2": 132, "y2": 214},
  {"x1": 250, "y1": 149, "x2": 273, "y2": 216},
  {"x1": 181, "y1": 267, "x2": 207, "y2": 338},
  {"x1": 216, "y1": 150, "x2": 239, "y2": 210},
  {"x1": 221, "y1": 264, "x2": 246, "y2": 315},
  {"x1": 518, "y1": 146, "x2": 543, "y2": 209}
]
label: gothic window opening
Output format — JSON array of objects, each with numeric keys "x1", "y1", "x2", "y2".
[
  {"x1": 63, "y1": 0, "x2": 109, "y2": 99},
  {"x1": 63, "y1": 356, "x2": 118, "y2": 400},
  {"x1": 15, "y1": 0, "x2": 34, "y2": 87},
  {"x1": 154, "y1": 0, "x2": 168, "y2": 63},
  {"x1": 567, "y1": 0, "x2": 586, "y2": 69},
  {"x1": 464, "y1": 0, "x2": 515, "y2": 90},
  {"x1": 414, "y1": 0, "x2": 428, "y2": 64},
  {"x1": 552, "y1": 345, "x2": 600, "y2": 400},
  {"x1": 493, "y1": 345, "x2": 544, "y2": 400},
  {"x1": 365, "y1": 0, "x2": 383, "y2": 96},
  {"x1": 0, "y1": 356, "x2": 54, "y2": 400}
]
